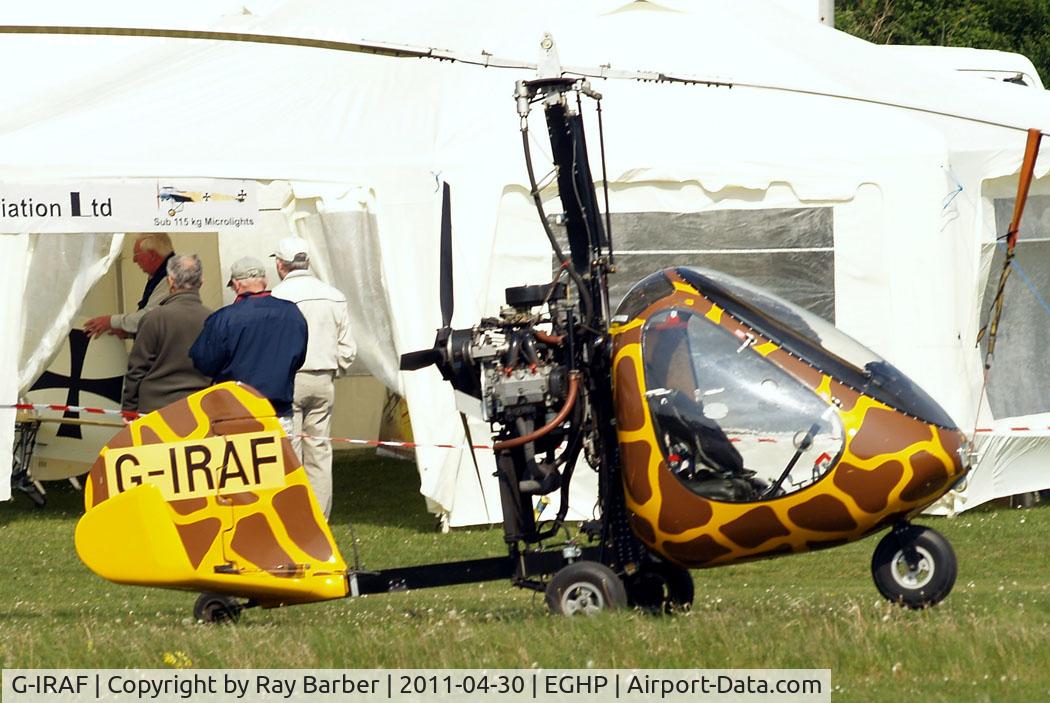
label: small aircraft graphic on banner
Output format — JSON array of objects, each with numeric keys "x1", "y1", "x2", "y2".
[{"x1": 157, "y1": 185, "x2": 248, "y2": 216}]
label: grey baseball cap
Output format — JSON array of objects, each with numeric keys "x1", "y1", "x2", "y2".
[{"x1": 227, "y1": 256, "x2": 267, "y2": 286}]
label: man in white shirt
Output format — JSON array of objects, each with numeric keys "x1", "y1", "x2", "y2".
[{"x1": 271, "y1": 237, "x2": 356, "y2": 519}]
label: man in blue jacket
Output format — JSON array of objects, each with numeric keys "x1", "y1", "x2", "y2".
[{"x1": 190, "y1": 256, "x2": 308, "y2": 435}]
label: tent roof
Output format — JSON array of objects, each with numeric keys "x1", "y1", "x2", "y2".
[
  {"x1": 0, "y1": 0, "x2": 1046, "y2": 191},
  {"x1": 877, "y1": 45, "x2": 1044, "y2": 89}
]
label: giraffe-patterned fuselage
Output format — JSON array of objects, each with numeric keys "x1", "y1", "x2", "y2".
[{"x1": 611, "y1": 269, "x2": 967, "y2": 569}]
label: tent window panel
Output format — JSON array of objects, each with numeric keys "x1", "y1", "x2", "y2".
[
  {"x1": 598, "y1": 208, "x2": 834, "y2": 321},
  {"x1": 981, "y1": 196, "x2": 1050, "y2": 417}
]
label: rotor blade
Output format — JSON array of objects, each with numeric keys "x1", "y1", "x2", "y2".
[
  {"x1": 2, "y1": 25, "x2": 1049, "y2": 138},
  {"x1": 439, "y1": 181, "x2": 454, "y2": 328},
  {"x1": 399, "y1": 348, "x2": 442, "y2": 371}
]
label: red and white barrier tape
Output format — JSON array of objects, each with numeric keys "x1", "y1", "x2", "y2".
[
  {"x1": 4, "y1": 403, "x2": 493, "y2": 451},
  {"x1": 6, "y1": 403, "x2": 1050, "y2": 449},
  {"x1": 303, "y1": 434, "x2": 493, "y2": 451},
  {"x1": 9, "y1": 402, "x2": 140, "y2": 420}
]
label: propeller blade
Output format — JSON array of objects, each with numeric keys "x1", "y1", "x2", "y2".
[
  {"x1": 399, "y1": 348, "x2": 443, "y2": 371},
  {"x1": 439, "y1": 181, "x2": 454, "y2": 328},
  {"x1": 459, "y1": 412, "x2": 491, "y2": 523}
]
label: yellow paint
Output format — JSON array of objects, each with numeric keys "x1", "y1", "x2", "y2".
[
  {"x1": 78, "y1": 382, "x2": 348, "y2": 606},
  {"x1": 610, "y1": 318, "x2": 645, "y2": 336},
  {"x1": 705, "y1": 305, "x2": 723, "y2": 324},
  {"x1": 753, "y1": 341, "x2": 778, "y2": 357},
  {"x1": 671, "y1": 281, "x2": 696, "y2": 293}
]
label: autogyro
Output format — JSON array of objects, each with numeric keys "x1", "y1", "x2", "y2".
[{"x1": 76, "y1": 40, "x2": 1025, "y2": 622}]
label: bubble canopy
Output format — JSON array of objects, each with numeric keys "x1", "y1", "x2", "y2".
[{"x1": 616, "y1": 267, "x2": 957, "y2": 430}]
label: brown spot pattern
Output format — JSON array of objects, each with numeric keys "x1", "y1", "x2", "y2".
[
  {"x1": 200, "y1": 387, "x2": 266, "y2": 432},
  {"x1": 281, "y1": 438, "x2": 301, "y2": 475},
  {"x1": 628, "y1": 514, "x2": 656, "y2": 545},
  {"x1": 211, "y1": 418, "x2": 266, "y2": 436},
  {"x1": 656, "y1": 463, "x2": 713, "y2": 534},
  {"x1": 900, "y1": 451, "x2": 950, "y2": 502},
  {"x1": 91, "y1": 429, "x2": 135, "y2": 506},
  {"x1": 788, "y1": 495, "x2": 858, "y2": 532},
  {"x1": 273, "y1": 485, "x2": 333, "y2": 562},
  {"x1": 830, "y1": 380, "x2": 860, "y2": 413},
  {"x1": 616, "y1": 325, "x2": 642, "y2": 347},
  {"x1": 230, "y1": 513, "x2": 297, "y2": 578},
  {"x1": 170, "y1": 498, "x2": 208, "y2": 515},
  {"x1": 615, "y1": 357, "x2": 646, "y2": 432},
  {"x1": 768, "y1": 348, "x2": 824, "y2": 390},
  {"x1": 156, "y1": 397, "x2": 200, "y2": 438},
  {"x1": 175, "y1": 517, "x2": 222, "y2": 569},
  {"x1": 833, "y1": 461, "x2": 904, "y2": 513},
  {"x1": 220, "y1": 492, "x2": 260, "y2": 506},
  {"x1": 89, "y1": 456, "x2": 109, "y2": 507},
  {"x1": 719, "y1": 506, "x2": 791, "y2": 549},
  {"x1": 937, "y1": 427, "x2": 965, "y2": 473},
  {"x1": 620, "y1": 441, "x2": 653, "y2": 504},
  {"x1": 849, "y1": 408, "x2": 932, "y2": 460},
  {"x1": 662, "y1": 534, "x2": 732, "y2": 567},
  {"x1": 107, "y1": 428, "x2": 135, "y2": 449},
  {"x1": 139, "y1": 426, "x2": 162, "y2": 445}
]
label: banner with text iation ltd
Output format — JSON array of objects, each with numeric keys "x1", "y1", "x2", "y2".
[{"x1": 0, "y1": 179, "x2": 258, "y2": 233}]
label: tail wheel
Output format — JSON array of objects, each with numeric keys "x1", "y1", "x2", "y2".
[
  {"x1": 545, "y1": 561, "x2": 627, "y2": 616},
  {"x1": 193, "y1": 592, "x2": 242, "y2": 624},
  {"x1": 626, "y1": 562, "x2": 695, "y2": 614},
  {"x1": 872, "y1": 525, "x2": 957, "y2": 609}
]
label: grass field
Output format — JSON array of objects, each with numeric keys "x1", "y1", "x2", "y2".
[{"x1": 3, "y1": 451, "x2": 1050, "y2": 702}]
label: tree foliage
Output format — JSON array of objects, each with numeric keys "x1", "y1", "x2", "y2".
[{"x1": 836, "y1": 0, "x2": 1050, "y2": 84}]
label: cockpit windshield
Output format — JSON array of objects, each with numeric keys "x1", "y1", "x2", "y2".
[
  {"x1": 675, "y1": 268, "x2": 957, "y2": 429},
  {"x1": 642, "y1": 308, "x2": 843, "y2": 503}
]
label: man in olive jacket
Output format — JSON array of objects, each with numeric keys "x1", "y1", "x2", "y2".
[{"x1": 122, "y1": 254, "x2": 212, "y2": 414}]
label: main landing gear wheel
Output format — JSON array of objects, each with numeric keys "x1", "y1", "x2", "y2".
[
  {"x1": 193, "y1": 592, "x2": 242, "y2": 624},
  {"x1": 626, "y1": 562, "x2": 695, "y2": 614},
  {"x1": 871, "y1": 525, "x2": 957, "y2": 609},
  {"x1": 545, "y1": 561, "x2": 627, "y2": 616}
]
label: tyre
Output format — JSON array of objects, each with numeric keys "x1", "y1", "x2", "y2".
[
  {"x1": 545, "y1": 561, "x2": 627, "y2": 616},
  {"x1": 193, "y1": 592, "x2": 241, "y2": 623},
  {"x1": 871, "y1": 525, "x2": 956, "y2": 609},
  {"x1": 626, "y1": 562, "x2": 695, "y2": 614}
]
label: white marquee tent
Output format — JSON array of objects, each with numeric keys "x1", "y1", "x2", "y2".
[{"x1": 2, "y1": 0, "x2": 1050, "y2": 522}]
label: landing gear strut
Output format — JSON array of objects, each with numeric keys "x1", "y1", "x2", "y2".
[
  {"x1": 193, "y1": 592, "x2": 246, "y2": 623},
  {"x1": 625, "y1": 560, "x2": 695, "y2": 614}
]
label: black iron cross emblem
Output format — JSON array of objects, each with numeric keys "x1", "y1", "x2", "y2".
[{"x1": 29, "y1": 329, "x2": 124, "y2": 439}]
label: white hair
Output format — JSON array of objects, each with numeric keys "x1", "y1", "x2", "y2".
[{"x1": 167, "y1": 254, "x2": 202, "y2": 290}]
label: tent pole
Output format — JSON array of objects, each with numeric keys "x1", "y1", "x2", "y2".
[{"x1": 819, "y1": 0, "x2": 834, "y2": 28}]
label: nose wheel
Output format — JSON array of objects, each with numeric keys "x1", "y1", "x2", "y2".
[{"x1": 871, "y1": 524, "x2": 956, "y2": 609}]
